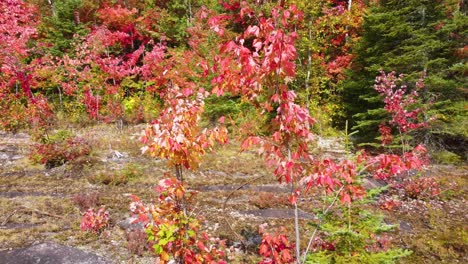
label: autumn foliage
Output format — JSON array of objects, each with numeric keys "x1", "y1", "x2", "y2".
[
  {"x1": 0, "y1": 0, "x2": 447, "y2": 263},
  {"x1": 129, "y1": 178, "x2": 226, "y2": 263},
  {"x1": 258, "y1": 224, "x2": 296, "y2": 264},
  {"x1": 80, "y1": 207, "x2": 110, "y2": 234}
]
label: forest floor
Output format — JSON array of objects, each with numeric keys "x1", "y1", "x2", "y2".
[{"x1": 0, "y1": 124, "x2": 466, "y2": 263}]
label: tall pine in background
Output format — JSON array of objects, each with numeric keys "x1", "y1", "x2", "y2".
[
  {"x1": 35, "y1": 0, "x2": 89, "y2": 57},
  {"x1": 342, "y1": 0, "x2": 467, "y2": 158}
]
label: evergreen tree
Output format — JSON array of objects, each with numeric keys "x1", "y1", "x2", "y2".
[
  {"x1": 37, "y1": 0, "x2": 89, "y2": 57},
  {"x1": 341, "y1": 0, "x2": 467, "y2": 157}
]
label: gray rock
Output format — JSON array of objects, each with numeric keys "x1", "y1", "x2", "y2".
[
  {"x1": 0, "y1": 242, "x2": 114, "y2": 264},
  {"x1": 117, "y1": 217, "x2": 145, "y2": 231},
  {"x1": 399, "y1": 221, "x2": 412, "y2": 232},
  {"x1": 0, "y1": 153, "x2": 10, "y2": 160},
  {"x1": 362, "y1": 178, "x2": 387, "y2": 190}
]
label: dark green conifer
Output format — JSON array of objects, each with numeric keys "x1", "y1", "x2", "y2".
[
  {"x1": 38, "y1": 0, "x2": 89, "y2": 57},
  {"x1": 342, "y1": 0, "x2": 467, "y2": 157}
]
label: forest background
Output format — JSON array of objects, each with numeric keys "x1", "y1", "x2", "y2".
[{"x1": 1, "y1": 0, "x2": 466, "y2": 157}]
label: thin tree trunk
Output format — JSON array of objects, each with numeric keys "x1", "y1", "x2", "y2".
[
  {"x1": 74, "y1": 10, "x2": 80, "y2": 25},
  {"x1": 294, "y1": 202, "x2": 301, "y2": 264},
  {"x1": 47, "y1": 0, "x2": 56, "y2": 17},
  {"x1": 287, "y1": 145, "x2": 301, "y2": 264},
  {"x1": 305, "y1": 21, "x2": 312, "y2": 110},
  {"x1": 175, "y1": 165, "x2": 187, "y2": 217},
  {"x1": 345, "y1": 0, "x2": 352, "y2": 41},
  {"x1": 58, "y1": 86, "x2": 63, "y2": 110}
]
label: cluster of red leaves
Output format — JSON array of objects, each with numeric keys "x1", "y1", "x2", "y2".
[
  {"x1": 0, "y1": 94, "x2": 30, "y2": 131},
  {"x1": 310, "y1": 237, "x2": 336, "y2": 252},
  {"x1": 378, "y1": 197, "x2": 401, "y2": 211},
  {"x1": 129, "y1": 178, "x2": 226, "y2": 264},
  {"x1": 0, "y1": 93, "x2": 54, "y2": 133},
  {"x1": 43, "y1": 3, "x2": 169, "y2": 123},
  {"x1": 374, "y1": 71, "x2": 428, "y2": 134},
  {"x1": 258, "y1": 224, "x2": 295, "y2": 264},
  {"x1": 72, "y1": 192, "x2": 100, "y2": 212},
  {"x1": 56, "y1": 16, "x2": 148, "y2": 122},
  {"x1": 26, "y1": 94, "x2": 55, "y2": 130},
  {"x1": 30, "y1": 137, "x2": 90, "y2": 168},
  {"x1": 400, "y1": 177, "x2": 441, "y2": 200},
  {"x1": 314, "y1": 0, "x2": 365, "y2": 81},
  {"x1": 0, "y1": 0, "x2": 37, "y2": 60},
  {"x1": 0, "y1": 0, "x2": 55, "y2": 131},
  {"x1": 211, "y1": 3, "x2": 302, "y2": 99},
  {"x1": 126, "y1": 229, "x2": 148, "y2": 256},
  {"x1": 378, "y1": 124, "x2": 394, "y2": 146},
  {"x1": 366, "y1": 144, "x2": 428, "y2": 180},
  {"x1": 80, "y1": 207, "x2": 110, "y2": 234},
  {"x1": 301, "y1": 158, "x2": 366, "y2": 204}
]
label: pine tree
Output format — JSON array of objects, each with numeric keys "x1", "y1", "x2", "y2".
[
  {"x1": 37, "y1": 0, "x2": 89, "y2": 57},
  {"x1": 341, "y1": 0, "x2": 467, "y2": 157}
]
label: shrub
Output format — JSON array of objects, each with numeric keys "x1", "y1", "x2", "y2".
[
  {"x1": 378, "y1": 198, "x2": 401, "y2": 211},
  {"x1": 431, "y1": 150, "x2": 462, "y2": 165},
  {"x1": 72, "y1": 192, "x2": 100, "y2": 212},
  {"x1": 0, "y1": 95, "x2": 29, "y2": 132},
  {"x1": 29, "y1": 130, "x2": 91, "y2": 169},
  {"x1": 87, "y1": 166, "x2": 140, "y2": 186},
  {"x1": 126, "y1": 229, "x2": 149, "y2": 256},
  {"x1": 87, "y1": 172, "x2": 127, "y2": 185},
  {"x1": 306, "y1": 208, "x2": 411, "y2": 264},
  {"x1": 402, "y1": 177, "x2": 440, "y2": 200},
  {"x1": 130, "y1": 177, "x2": 227, "y2": 263},
  {"x1": 258, "y1": 225, "x2": 295, "y2": 264},
  {"x1": 120, "y1": 163, "x2": 144, "y2": 181},
  {"x1": 80, "y1": 207, "x2": 110, "y2": 234}
]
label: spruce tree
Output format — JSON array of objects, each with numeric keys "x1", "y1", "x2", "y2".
[
  {"x1": 37, "y1": 0, "x2": 88, "y2": 57},
  {"x1": 341, "y1": 0, "x2": 467, "y2": 157}
]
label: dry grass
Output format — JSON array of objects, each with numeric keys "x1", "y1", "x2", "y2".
[{"x1": 0, "y1": 125, "x2": 466, "y2": 263}]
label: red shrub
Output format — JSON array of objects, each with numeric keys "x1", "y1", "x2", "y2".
[
  {"x1": 402, "y1": 177, "x2": 440, "y2": 199},
  {"x1": 30, "y1": 136, "x2": 91, "y2": 169},
  {"x1": 80, "y1": 207, "x2": 110, "y2": 234},
  {"x1": 258, "y1": 224, "x2": 295, "y2": 264}
]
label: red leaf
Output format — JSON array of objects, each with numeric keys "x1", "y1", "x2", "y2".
[
  {"x1": 341, "y1": 193, "x2": 351, "y2": 204},
  {"x1": 197, "y1": 241, "x2": 206, "y2": 251},
  {"x1": 218, "y1": 116, "x2": 225, "y2": 124}
]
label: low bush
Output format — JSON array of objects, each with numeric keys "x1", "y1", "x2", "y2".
[
  {"x1": 72, "y1": 192, "x2": 100, "y2": 212},
  {"x1": 401, "y1": 177, "x2": 441, "y2": 200},
  {"x1": 126, "y1": 229, "x2": 149, "y2": 256},
  {"x1": 431, "y1": 150, "x2": 462, "y2": 165},
  {"x1": 130, "y1": 177, "x2": 227, "y2": 263},
  {"x1": 80, "y1": 207, "x2": 110, "y2": 234},
  {"x1": 258, "y1": 225, "x2": 295, "y2": 264},
  {"x1": 87, "y1": 164, "x2": 142, "y2": 186},
  {"x1": 29, "y1": 130, "x2": 91, "y2": 169},
  {"x1": 306, "y1": 208, "x2": 411, "y2": 263},
  {"x1": 87, "y1": 172, "x2": 129, "y2": 186}
]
